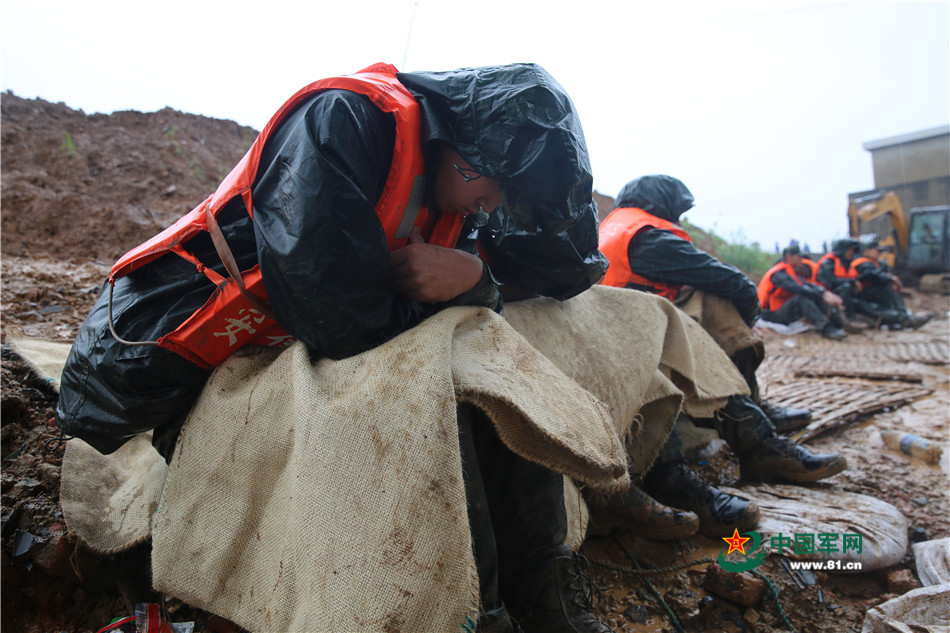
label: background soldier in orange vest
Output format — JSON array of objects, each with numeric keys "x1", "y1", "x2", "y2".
[
  {"x1": 759, "y1": 244, "x2": 849, "y2": 340},
  {"x1": 851, "y1": 239, "x2": 933, "y2": 329},
  {"x1": 57, "y1": 64, "x2": 613, "y2": 633},
  {"x1": 596, "y1": 175, "x2": 846, "y2": 539},
  {"x1": 816, "y1": 237, "x2": 862, "y2": 321}
]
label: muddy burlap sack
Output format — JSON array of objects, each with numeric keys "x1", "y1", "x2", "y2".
[
  {"x1": 505, "y1": 286, "x2": 748, "y2": 472},
  {"x1": 60, "y1": 434, "x2": 167, "y2": 553},
  {"x1": 150, "y1": 305, "x2": 631, "y2": 633},
  {"x1": 676, "y1": 289, "x2": 763, "y2": 360}
]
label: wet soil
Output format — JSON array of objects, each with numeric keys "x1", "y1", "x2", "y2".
[{"x1": 2, "y1": 92, "x2": 948, "y2": 632}]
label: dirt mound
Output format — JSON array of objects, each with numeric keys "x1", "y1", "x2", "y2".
[{"x1": 1, "y1": 91, "x2": 257, "y2": 263}]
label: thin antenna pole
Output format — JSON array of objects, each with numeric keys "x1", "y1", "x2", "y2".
[{"x1": 402, "y1": 1, "x2": 419, "y2": 70}]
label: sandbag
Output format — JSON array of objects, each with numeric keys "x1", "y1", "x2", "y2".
[
  {"x1": 915, "y1": 538, "x2": 950, "y2": 587},
  {"x1": 723, "y1": 483, "x2": 907, "y2": 573},
  {"x1": 861, "y1": 583, "x2": 950, "y2": 633}
]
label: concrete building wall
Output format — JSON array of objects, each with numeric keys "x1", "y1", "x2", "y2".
[
  {"x1": 869, "y1": 134, "x2": 950, "y2": 190},
  {"x1": 858, "y1": 126, "x2": 950, "y2": 208}
]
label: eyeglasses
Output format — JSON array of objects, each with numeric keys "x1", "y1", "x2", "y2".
[{"x1": 453, "y1": 163, "x2": 483, "y2": 183}]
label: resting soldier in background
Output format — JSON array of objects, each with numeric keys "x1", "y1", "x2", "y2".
[
  {"x1": 851, "y1": 240, "x2": 933, "y2": 330},
  {"x1": 594, "y1": 175, "x2": 846, "y2": 539},
  {"x1": 815, "y1": 238, "x2": 863, "y2": 324},
  {"x1": 759, "y1": 245, "x2": 849, "y2": 340}
]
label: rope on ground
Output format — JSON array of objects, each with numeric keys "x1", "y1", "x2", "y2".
[
  {"x1": 752, "y1": 569, "x2": 798, "y2": 633},
  {"x1": 591, "y1": 538, "x2": 799, "y2": 633},
  {"x1": 606, "y1": 535, "x2": 688, "y2": 633}
]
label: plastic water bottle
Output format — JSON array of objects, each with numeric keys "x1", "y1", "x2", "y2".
[{"x1": 880, "y1": 430, "x2": 944, "y2": 464}]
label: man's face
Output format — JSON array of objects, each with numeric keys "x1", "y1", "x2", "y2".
[
  {"x1": 786, "y1": 253, "x2": 803, "y2": 267},
  {"x1": 866, "y1": 247, "x2": 881, "y2": 259},
  {"x1": 432, "y1": 148, "x2": 503, "y2": 218}
]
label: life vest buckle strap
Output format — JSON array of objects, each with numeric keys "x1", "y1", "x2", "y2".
[{"x1": 204, "y1": 207, "x2": 277, "y2": 322}]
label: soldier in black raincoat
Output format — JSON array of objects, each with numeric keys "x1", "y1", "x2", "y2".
[
  {"x1": 595, "y1": 175, "x2": 847, "y2": 539},
  {"x1": 57, "y1": 63, "x2": 612, "y2": 633},
  {"x1": 851, "y1": 240, "x2": 933, "y2": 329}
]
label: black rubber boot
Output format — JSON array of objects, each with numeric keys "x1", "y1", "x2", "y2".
[
  {"x1": 477, "y1": 605, "x2": 524, "y2": 633},
  {"x1": 904, "y1": 312, "x2": 934, "y2": 329},
  {"x1": 643, "y1": 460, "x2": 760, "y2": 538},
  {"x1": 501, "y1": 544, "x2": 613, "y2": 633},
  {"x1": 822, "y1": 324, "x2": 847, "y2": 340},
  {"x1": 760, "y1": 400, "x2": 812, "y2": 433},
  {"x1": 739, "y1": 434, "x2": 848, "y2": 484},
  {"x1": 585, "y1": 483, "x2": 700, "y2": 540}
]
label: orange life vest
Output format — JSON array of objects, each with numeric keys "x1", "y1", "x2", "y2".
[
  {"x1": 815, "y1": 253, "x2": 857, "y2": 289},
  {"x1": 108, "y1": 63, "x2": 465, "y2": 369},
  {"x1": 757, "y1": 262, "x2": 801, "y2": 312},
  {"x1": 798, "y1": 257, "x2": 819, "y2": 283},
  {"x1": 849, "y1": 256, "x2": 879, "y2": 270},
  {"x1": 849, "y1": 256, "x2": 881, "y2": 291},
  {"x1": 598, "y1": 207, "x2": 692, "y2": 301}
]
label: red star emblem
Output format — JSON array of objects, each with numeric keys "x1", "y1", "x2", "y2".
[{"x1": 722, "y1": 528, "x2": 751, "y2": 555}]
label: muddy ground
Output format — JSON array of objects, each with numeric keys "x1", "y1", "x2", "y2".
[{"x1": 2, "y1": 92, "x2": 948, "y2": 632}]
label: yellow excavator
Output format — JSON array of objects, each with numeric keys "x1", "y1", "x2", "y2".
[{"x1": 848, "y1": 190, "x2": 949, "y2": 290}]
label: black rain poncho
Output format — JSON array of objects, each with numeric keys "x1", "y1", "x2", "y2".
[
  {"x1": 616, "y1": 175, "x2": 760, "y2": 326},
  {"x1": 56, "y1": 63, "x2": 607, "y2": 457}
]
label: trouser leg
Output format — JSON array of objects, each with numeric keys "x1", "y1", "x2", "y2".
[
  {"x1": 458, "y1": 403, "x2": 567, "y2": 577},
  {"x1": 768, "y1": 295, "x2": 835, "y2": 330},
  {"x1": 459, "y1": 405, "x2": 612, "y2": 633},
  {"x1": 694, "y1": 394, "x2": 775, "y2": 456},
  {"x1": 729, "y1": 347, "x2": 761, "y2": 402},
  {"x1": 653, "y1": 427, "x2": 686, "y2": 467},
  {"x1": 829, "y1": 282, "x2": 856, "y2": 319},
  {"x1": 458, "y1": 403, "x2": 502, "y2": 615}
]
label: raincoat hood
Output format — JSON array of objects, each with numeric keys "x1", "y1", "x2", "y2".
[
  {"x1": 398, "y1": 64, "x2": 593, "y2": 235},
  {"x1": 614, "y1": 175, "x2": 695, "y2": 223},
  {"x1": 832, "y1": 238, "x2": 861, "y2": 257}
]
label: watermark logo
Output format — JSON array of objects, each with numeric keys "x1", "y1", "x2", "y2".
[
  {"x1": 717, "y1": 530, "x2": 864, "y2": 572},
  {"x1": 719, "y1": 528, "x2": 766, "y2": 572}
]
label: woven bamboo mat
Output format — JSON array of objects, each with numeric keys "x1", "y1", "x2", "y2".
[
  {"x1": 777, "y1": 336, "x2": 949, "y2": 365},
  {"x1": 761, "y1": 379, "x2": 933, "y2": 442},
  {"x1": 755, "y1": 330, "x2": 946, "y2": 442}
]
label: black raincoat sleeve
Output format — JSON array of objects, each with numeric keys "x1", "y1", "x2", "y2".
[
  {"x1": 251, "y1": 90, "x2": 476, "y2": 360},
  {"x1": 770, "y1": 269, "x2": 826, "y2": 301},
  {"x1": 479, "y1": 205, "x2": 607, "y2": 300},
  {"x1": 854, "y1": 261, "x2": 894, "y2": 288},
  {"x1": 627, "y1": 228, "x2": 760, "y2": 325}
]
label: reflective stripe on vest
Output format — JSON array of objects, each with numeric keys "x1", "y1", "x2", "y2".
[
  {"x1": 757, "y1": 262, "x2": 801, "y2": 312},
  {"x1": 107, "y1": 63, "x2": 463, "y2": 369},
  {"x1": 597, "y1": 206, "x2": 692, "y2": 301}
]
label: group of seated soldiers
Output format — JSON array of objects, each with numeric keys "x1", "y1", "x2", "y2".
[{"x1": 758, "y1": 237, "x2": 933, "y2": 339}]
